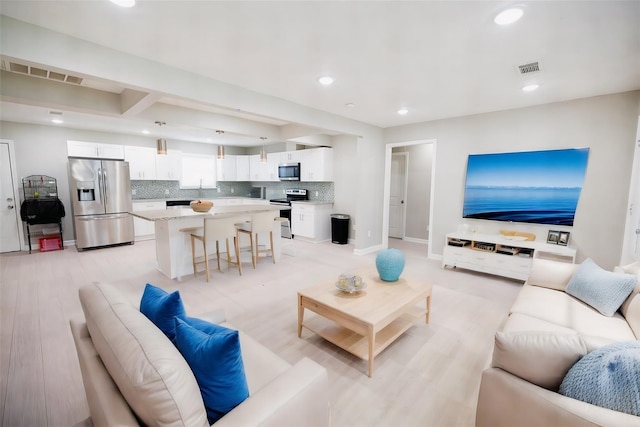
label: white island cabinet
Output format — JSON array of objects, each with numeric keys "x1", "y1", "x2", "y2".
[
  {"x1": 131, "y1": 204, "x2": 285, "y2": 279},
  {"x1": 132, "y1": 200, "x2": 165, "y2": 240}
]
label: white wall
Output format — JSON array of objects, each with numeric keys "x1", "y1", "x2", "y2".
[
  {"x1": 384, "y1": 91, "x2": 640, "y2": 269},
  {"x1": 331, "y1": 135, "x2": 359, "y2": 242}
]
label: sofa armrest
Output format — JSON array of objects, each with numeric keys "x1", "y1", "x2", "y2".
[
  {"x1": 69, "y1": 319, "x2": 140, "y2": 427},
  {"x1": 526, "y1": 258, "x2": 578, "y2": 291},
  {"x1": 476, "y1": 368, "x2": 640, "y2": 427},
  {"x1": 214, "y1": 358, "x2": 330, "y2": 427}
]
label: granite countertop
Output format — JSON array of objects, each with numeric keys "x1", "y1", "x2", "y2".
[
  {"x1": 132, "y1": 196, "x2": 262, "y2": 203},
  {"x1": 130, "y1": 204, "x2": 287, "y2": 221},
  {"x1": 290, "y1": 200, "x2": 334, "y2": 205}
]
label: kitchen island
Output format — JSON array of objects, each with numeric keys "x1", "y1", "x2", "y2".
[{"x1": 131, "y1": 204, "x2": 286, "y2": 279}]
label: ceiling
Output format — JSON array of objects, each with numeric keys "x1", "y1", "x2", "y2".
[{"x1": 1, "y1": 1, "x2": 639, "y2": 147}]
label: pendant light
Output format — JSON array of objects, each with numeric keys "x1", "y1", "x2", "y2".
[
  {"x1": 216, "y1": 130, "x2": 225, "y2": 159},
  {"x1": 155, "y1": 121, "x2": 167, "y2": 155},
  {"x1": 259, "y1": 137, "x2": 268, "y2": 163}
]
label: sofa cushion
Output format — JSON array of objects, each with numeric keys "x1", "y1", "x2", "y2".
[
  {"x1": 492, "y1": 331, "x2": 587, "y2": 390},
  {"x1": 559, "y1": 341, "x2": 640, "y2": 416},
  {"x1": 510, "y1": 285, "x2": 637, "y2": 343},
  {"x1": 174, "y1": 318, "x2": 250, "y2": 424},
  {"x1": 79, "y1": 283, "x2": 209, "y2": 427},
  {"x1": 527, "y1": 258, "x2": 578, "y2": 291},
  {"x1": 139, "y1": 283, "x2": 186, "y2": 342},
  {"x1": 565, "y1": 258, "x2": 637, "y2": 317}
]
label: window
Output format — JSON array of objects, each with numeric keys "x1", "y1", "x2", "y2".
[{"x1": 180, "y1": 154, "x2": 216, "y2": 189}]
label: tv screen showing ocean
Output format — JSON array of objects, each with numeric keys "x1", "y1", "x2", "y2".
[{"x1": 463, "y1": 186, "x2": 582, "y2": 225}]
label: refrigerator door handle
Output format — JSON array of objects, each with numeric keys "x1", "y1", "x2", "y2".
[{"x1": 102, "y1": 168, "x2": 108, "y2": 207}]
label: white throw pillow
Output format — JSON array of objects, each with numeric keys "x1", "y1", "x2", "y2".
[{"x1": 492, "y1": 331, "x2": 588, "y2": 391}]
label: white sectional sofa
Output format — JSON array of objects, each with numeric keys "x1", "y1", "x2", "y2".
[
  {"x1": 70, "y1": 282, "x2": 330, "y2": 427},
  {"x1": 476, "y1": 258, "x2": 640, "y2": 427}
]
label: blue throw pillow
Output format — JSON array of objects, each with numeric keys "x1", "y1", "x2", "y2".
[
  {"x1": 139, "y1": 283, "x2": 186, "y2": 341},
  {"x1": 174, "y1": 317, "x2": 249, "y2": 424},
  {"x1": 565, "y1": 258, "x2": 637, "y2": 316},
  {"x1": 559, "y1": 341, "x2": 640, "y2": 416}
]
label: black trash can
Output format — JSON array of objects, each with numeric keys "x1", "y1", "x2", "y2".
[{"x1": 331, "y1": 214, "x2": 350, "y2": 244}]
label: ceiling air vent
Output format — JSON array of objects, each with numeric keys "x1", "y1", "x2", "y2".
[
  {"x1": 518, "y1": 61, "x2": 540, "y2": 74},
  {"x1": 5, "y1": 59, "x2": 83, "y2": 85}
]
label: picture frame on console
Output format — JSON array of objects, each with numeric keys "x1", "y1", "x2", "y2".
[
  {"x1": 558, "y1": 231, "x2": 570, "y2": 246},
  {"x1": 547, "y1": 230, "x2": 560, "y2": 244}
]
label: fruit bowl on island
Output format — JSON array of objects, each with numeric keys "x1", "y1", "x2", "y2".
[{"x1": 190, "y1": 200, "x2": 213, "y2": 212}]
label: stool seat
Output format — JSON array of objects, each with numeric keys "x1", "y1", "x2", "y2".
[{"x1": 236, "y1": 211, "x2": 278, "y2": 269}]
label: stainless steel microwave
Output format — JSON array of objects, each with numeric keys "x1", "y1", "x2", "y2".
[{"x1": 278, "y1": 163, "x2": 300, "y2": 181}]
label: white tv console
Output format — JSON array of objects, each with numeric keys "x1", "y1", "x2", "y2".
[{"x1": 442, "y1": 232, "x2": 577, "y2": 281}]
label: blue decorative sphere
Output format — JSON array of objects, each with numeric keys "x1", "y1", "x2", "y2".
[{"x1": 375, "y1": 248, "x2": 405, "y2": 282}]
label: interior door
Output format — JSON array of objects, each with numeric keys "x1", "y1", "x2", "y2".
[
  {"x1": 621, "y1": 118, "x2": 640, "y2": 263},
  {"x1": 0, "y1": 140, "x2": 22, "y2": 252},
  {"x1": 389, "y1": 153, "x2": 407, "y2": 239}
]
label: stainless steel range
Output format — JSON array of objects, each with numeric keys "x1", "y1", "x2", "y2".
[{"x1": 270, "y1": 189, "x2": 308, "y2": 239}]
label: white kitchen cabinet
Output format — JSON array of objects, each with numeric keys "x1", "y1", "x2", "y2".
[
  {"x1": 281, "y1": 150, "x2": 302, "y2": 163},
  {"x1": 290, "y1": 202, "x2": 332, "y2": 242},
  {"x1": 67, "y1": 140, "x2": 125, "y2": 159},
  {"x1": 267, "y1": 152, "x2": 280, "y2": 181},
  {"x1": 132, "y1": 200, "x2": 165, "y2": 240},
  {"x1": 236, "y1": 155, "x2": 250, "y2": 181},
  {"x1": 156, "y1": 149, "x2": 182, "y2": 181},
  {"x1": 180, "y1": 154, "x2": 216, "y2": 188},
  {"x1": 300, "y1": 147, "x2": 333, "y2": 181},
  {"x1": 216, "y1": 155, "x2": 237, "y2": 181},
  {"x1": 125, "y1": 146, "x2": 157, "y2": 180}
]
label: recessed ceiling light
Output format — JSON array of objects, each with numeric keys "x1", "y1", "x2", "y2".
[
  {"x1": 494, "y1": 7, "x2": 524, "y2": 25},
  {"x1": 345, "y1": 103, "x2": 356, "y2": 108},
  {"x1": 110, "y1": 0, "x2": 135, "y2": 7},
  {"x1": 51, "y1": 119, "x2": 64, "y2": 124},
  {"x1": 318, "y1": 76, "x2": 334, "y2": 86},
  {"x1": 142, "y1": 130, "x2": 150, "y2": 135},
  {"x1": 397, "y1": 108, "x2": 409, "y2": 115},
  {"x1": 522, "y1": 84, "x2": 539, "y2": 92}
]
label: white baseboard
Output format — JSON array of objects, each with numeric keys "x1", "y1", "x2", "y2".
[
  {"x1": 353, "y1": 244, "x2": 383, "y2": 256},
  {"x1": 402, "y1": 237, "x2": 429, "y2": 245}
]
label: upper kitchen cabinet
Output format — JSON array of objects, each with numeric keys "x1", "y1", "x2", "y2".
[
  {"x1": 216, "y1": 155, "x2": 237, "y2": 181},
  {"x1": 280, "y1": 150, "x2": 303, "y2": 163},
  {"x1": 300, "y1": 147, "x2": 333, "y2": 182},
  {"x1": 236, "y1": 155, "x2": 250, "y2": 181},
  {"x1": 125, "y1": 146, "x2": 157, "y2": 180},
  {"x1": 249, "y1": 154, "x2": 279, "y2": 182},
  {"x1": 67, "y1": 140, "x2": 125, "y2": 160},
  {"x1": 181, "y1": 154, "x2": 216, "y2": 188},
  {"x1": 156, "y1": 149, "x2": 182, "y2": 181}
]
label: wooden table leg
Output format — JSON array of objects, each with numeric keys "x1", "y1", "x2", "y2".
[
  {"x1": 297, "y1": 295, "x2": 304, "y2": 337},
  {"x1": 426, "y1": 294, "x2": 431, "y2": 324},
  {"x1": 367, "y1": 325, "x2": 375, "y2": 378}
]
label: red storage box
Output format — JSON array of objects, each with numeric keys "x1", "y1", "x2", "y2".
[{"x1": 39, "y1": 236, "x2": 62, "y2": 252}]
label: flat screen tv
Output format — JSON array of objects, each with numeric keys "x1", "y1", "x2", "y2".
[{"x1": 462, "y1": 148, "x2": 590, "y2": 226}]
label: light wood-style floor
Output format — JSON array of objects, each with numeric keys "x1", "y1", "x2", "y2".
[{"x1": 0, "y1": 237, "x2": 522, "y2": 427}]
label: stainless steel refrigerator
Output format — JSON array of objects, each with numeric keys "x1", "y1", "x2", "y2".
[{"x1": 68, "y1": 158, "x2": 134, "y2": 250}]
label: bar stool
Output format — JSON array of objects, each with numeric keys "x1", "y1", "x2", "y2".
[
  {"x1": 236, "y1": 211, "x2": 277, "y2": 269},
  {"x1": 190, "y1": 216, "x2": 242, "y2": 282}
]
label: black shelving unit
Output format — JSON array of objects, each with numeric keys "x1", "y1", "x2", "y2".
[{"x1": 19, "y1": 175, "x2": 65, "y2": 254}]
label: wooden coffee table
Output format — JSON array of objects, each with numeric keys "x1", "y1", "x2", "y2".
[{"x1": 297, "y1": 269, "x2": 431, "y2": 377}]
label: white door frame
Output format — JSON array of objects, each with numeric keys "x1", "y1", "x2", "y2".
[
  {"x1": 0, "y1": 139, "x2": 25, "y2": 252},
  {"x1": 621, "y1": 117, "x2": 640, "y2": 264},
  {"x1": 389, "y1": 152, "x2": 408, "y2": 239},
  {"x1": 382, "y1": 139, "x2": 436, "y2": 258}
]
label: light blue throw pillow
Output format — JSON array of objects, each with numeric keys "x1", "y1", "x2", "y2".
[
  {"x1": 559, "y1": 341, "x2": 640, "y2": 416},
  {"x1": 174, "y1": 317, "x2": 249, "y2": 424},
  {"x1": 565, "y1": 258, "x2": 637, "y2": 316},
  {"x1": 139, "y1": 283, "x2": 187, "y2": 342}
]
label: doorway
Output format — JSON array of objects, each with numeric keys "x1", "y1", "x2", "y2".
[
  {"x1": 621, "y1": 117, "x2": 640, "y2": 264},
  {"x1": 0, "y1": 139, "x2": 23, "y2": 252},
  {"x1": 389, "y1": 153, "x2": 407, "y2": 239},
  {"x1": 382, "y1": 139, "x2": 436, "y2": 257}
]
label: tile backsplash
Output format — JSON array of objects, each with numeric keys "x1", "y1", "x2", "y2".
[{"x1": 131, "y1": 180, "x2": 334, "y2": 202}]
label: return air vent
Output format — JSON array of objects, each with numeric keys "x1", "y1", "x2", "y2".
[
  {"x1": 518, "y1": 61, "x2": 540, "y2": 74},
  {"x1": 4, "y1": 59, "x2": 83, "y2": 85}
]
